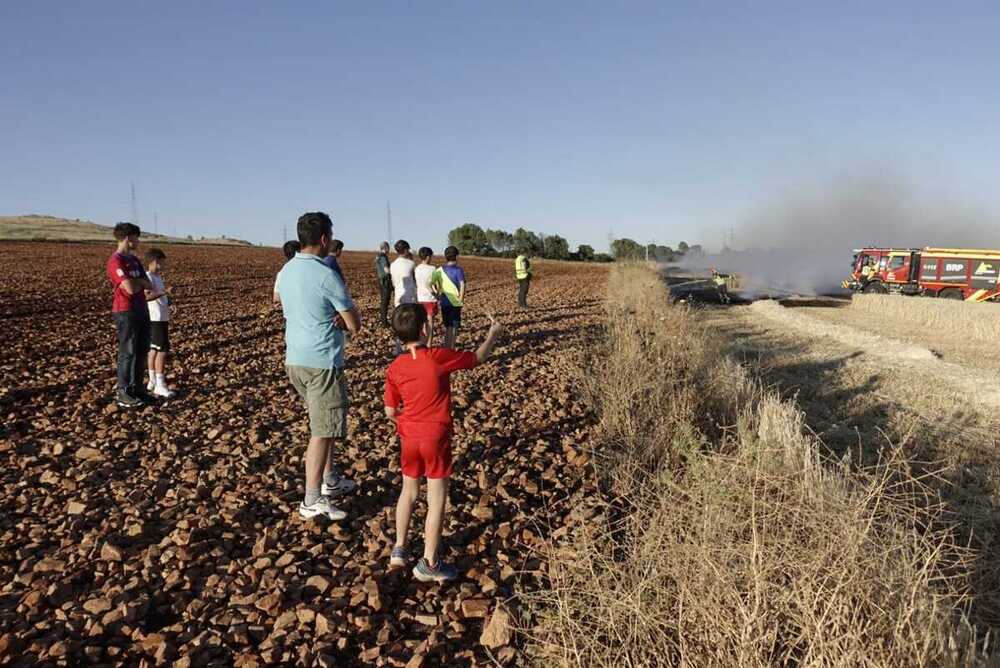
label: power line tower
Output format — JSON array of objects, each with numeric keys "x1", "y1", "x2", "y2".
[
  {"x1": 386, "y1": 200, "x2": 393, "y2": 245},
  {"x1": 130, "y1": 181, "x2": 139, "y2": 226}
]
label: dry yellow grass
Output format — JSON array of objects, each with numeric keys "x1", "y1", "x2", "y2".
[
  {"x1": 850, "y1": 293, "x2": 1000, "y2": 342},
  {"x1": 523, "y1": 264, "x2": 992, "y2": 667}
]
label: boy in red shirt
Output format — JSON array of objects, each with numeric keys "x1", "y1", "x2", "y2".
[
  {"x1": 384, "y1": 303, "x2": 503, "y2": 582},
  {"x1": 106, "y1": 222, "x2": 154, "y2": 408}
]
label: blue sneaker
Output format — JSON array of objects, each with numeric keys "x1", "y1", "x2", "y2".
[
  {"x1": 390, "y1": 546, "x2": 409, "y2": 568},
  {"x1": 413, "y1": 558, "x2": 458, "y2": 583}
]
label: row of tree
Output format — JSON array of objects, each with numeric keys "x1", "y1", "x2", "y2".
[
  {"x1": 446, "y1": 223, "x2": 702, "y2": 263},
  {"x1": 446, "y1": 224, "x2": 612, "y2": 262},
  {"x1": 610, "y1": 239, "x2": 704, "y2": 262}
]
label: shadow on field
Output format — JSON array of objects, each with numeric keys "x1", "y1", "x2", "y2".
[{"x1": 712, "y1": 310, "x2": 1000, "y2": 632}]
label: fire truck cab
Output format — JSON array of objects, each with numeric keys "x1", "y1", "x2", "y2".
[{"x1": 843, "y1": 247, "x2": 921, "y2": 294}]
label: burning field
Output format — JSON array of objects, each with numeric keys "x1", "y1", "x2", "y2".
[{"x1": 0, "y1": 242, "x2": 606, "y2": 666}]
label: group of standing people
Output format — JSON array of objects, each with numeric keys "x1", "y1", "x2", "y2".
[
  {"x1": 106, "y1": 222, "x2": 177, "y2": 409},
  {"x1": 375, "y1": 240, "x2": 467, "y2": 348},
  {"x1": 105, "y1": 212, "x2": 535, "y2": 583}
]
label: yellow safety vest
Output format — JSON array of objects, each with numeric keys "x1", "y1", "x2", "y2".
[{"x1": 515, "y1": 255, "x2": 531, "y2": 280}]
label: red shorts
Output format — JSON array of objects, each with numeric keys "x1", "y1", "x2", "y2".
[
  {"x1": 400, "y1": 424, "x2": 452, "y2": 479},
  {"x1": 420, "y1": 301, "x2": 438, "y2": 319}
]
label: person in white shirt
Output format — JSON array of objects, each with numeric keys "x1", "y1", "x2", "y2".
[
  {"x1": 273, "y1": 240, "x2": 301, "y2": 305},
  {"x1": 389, "y1": 240, "x2": 417, "y2": 354},
  {"x1": 144, "y1": 248, "x2": 176, "y2": 398},
  {"x1": 414, "y1": 246, "x2": 439, "y2": 345},
  {"x1": 390, "y1": 239, "x2": 416, "y2": 307}
]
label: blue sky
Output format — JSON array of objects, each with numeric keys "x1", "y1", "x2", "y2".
[{"x1": 2, "y1": 2, "x2": 999, "y2": 251}]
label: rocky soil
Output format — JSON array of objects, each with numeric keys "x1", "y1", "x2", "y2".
[{"x1": 0, "y1": 242, "x2": 606, "y2": 666}]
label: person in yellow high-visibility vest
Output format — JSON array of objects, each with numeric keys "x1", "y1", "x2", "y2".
[
  {"x1": 711, "y1": 269, "x2": 730, "y2": 304},
  {"x1": 859, "y1": 258, "x2": 875, "y2": 284},
  {"x1": 515, "y1": 252, "x2": 533, "y2": 308}
]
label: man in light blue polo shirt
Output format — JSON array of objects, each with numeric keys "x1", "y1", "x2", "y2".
[{"x1": 279, "y1": 211, "x2": 361, "y2": 521}]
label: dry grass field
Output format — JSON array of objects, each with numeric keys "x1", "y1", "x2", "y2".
[
  {"x1": 704, "y1": 289, "x2": 1000, "y2": 655},
  {"x1": 796, "y1": 293, "x2": 1000, "y2": 372},
  {"x1": 849, "y1": 293, "x2": 1000, "y2": 341},
  {"x1": 0, "y1": 241, "x2": 606, "y2": 666},
  {"x1": 523, "y1": 266, "x2": 994, "y2": 666}
]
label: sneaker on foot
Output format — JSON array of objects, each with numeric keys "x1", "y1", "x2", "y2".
[
  {"x1": 298, "y1": 496, "x2": 347, "y2": 521},
  {"x1": 146, "y1": 378, "x2": 156, "y2": 392},
  {"x1": 413, "y1": 558, "x2": 458, "y2": 583},
  {"x1": 390, "y1": 546, "x2": 409, "y2": 568},
  {"x1": 116, "y1": 391, "x2": 144, "y2": 409},
  {"x1": 153, "y1": 385, "x2": 176, "y2": 398},
  {"x1": 321, "y1": 474, "x2": 357, "y2": 497}
]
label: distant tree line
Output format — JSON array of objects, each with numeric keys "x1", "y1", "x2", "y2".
[
  {"x1": 609, "y1": 238, "x2": 704, "y2": 262},
  {"x1": 446, "y1": 223, "x2": 613, "y2": 262},
  {"x1": 446, "y1": 223, "x2": 703, "y2": 263}
]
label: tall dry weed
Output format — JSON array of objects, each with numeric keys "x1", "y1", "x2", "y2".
[{"x1": 524, "y1": 265, "x2": 990, "y2": 667}]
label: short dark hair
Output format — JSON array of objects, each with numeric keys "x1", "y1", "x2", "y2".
[
  {"x1": 297, "y1": 212, "x2": 333, "y2": 247},
  {"x1": 282, "y1": 240, "x2": 301, "y2": 260},
  {"x1": 394, "y1": 239, "x2": 410, "y2": 254},
  {"x1": 444, "y1": 245, "x2": 459, "y2": 262},
  {"x1": 330, "y1": 239, "x2": 344, "y2": 254},
  {"x1": 113, "y1": 222, "x2": 140, "y2": 240},
  {"x1": 418, "y1": 246, "x2": 433, "y2": 260},
  {"x1": 145, "y1": 248, "x2": 166, "y2": 264},
  {"x1": 391, "y1": 303, "x2": 427, "y2": 344}
]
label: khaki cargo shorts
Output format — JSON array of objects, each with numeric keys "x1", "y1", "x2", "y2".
[{"x1": 286, "y1": 366, "x2": 350, "y2": 438}]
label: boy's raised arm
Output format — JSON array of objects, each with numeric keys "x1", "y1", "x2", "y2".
[{"x1": 475, "y1": 317, "x2": 504, "y2": 363}]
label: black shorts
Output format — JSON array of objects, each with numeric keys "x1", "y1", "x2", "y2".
[
  {"x1": 150, "y1": 321, "x2": 171, "y2": 352},
  {"x1": 441, "y1": 302, "x2": 462, "y2": 328}
]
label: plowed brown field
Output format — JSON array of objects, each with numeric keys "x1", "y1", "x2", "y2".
[{"x1": 0, "y1": 242, "x2": 606, "y2": 666}]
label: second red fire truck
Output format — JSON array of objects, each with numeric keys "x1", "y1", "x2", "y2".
[{"x1": 843, "y1": 247, "x2": 1000, "y2": 302}]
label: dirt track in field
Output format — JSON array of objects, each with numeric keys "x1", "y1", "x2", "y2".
[
  {"x1": 0, "y1": 242, "x2": 606, "y2": 666},
  {"x1": 748, "y1": 299, "x2": 1000, "y2": 409},
  {"x1": 704, "y1": 299, "x2": 1000, "y2": 629}
]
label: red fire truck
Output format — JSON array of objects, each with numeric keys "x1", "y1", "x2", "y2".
[{"x1": 843, "y1": 247, "x2": 1000, "y2": 301}]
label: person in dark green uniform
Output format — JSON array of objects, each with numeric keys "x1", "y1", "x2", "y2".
[{"x1": 375, "y1": 241, "x2": 392, "y2": 327}]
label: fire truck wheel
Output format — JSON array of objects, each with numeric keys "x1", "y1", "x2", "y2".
[
  {"x1": 862, "y1": 282, "x2": 888, "y2": 294},
  {"x1": 939, "y1": 289, "x2": 964, "y2": 300}
]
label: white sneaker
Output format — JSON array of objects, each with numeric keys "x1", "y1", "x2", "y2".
[
  {"x1": 299, "y1": 496, "x2": 347, "y2": 521},
  {"x1": 147, "y1": 378, "x2": 156, "y2": 392},
  {"x1": 321, "y1": 475, "x2": 357, "y2": 497},
  {"x1": 153, "y1": 385, "x2": 175, "y2": 398}
]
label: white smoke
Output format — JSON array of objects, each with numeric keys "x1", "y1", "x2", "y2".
[{"x1": 695, "y1": 174, "x2": 1000, "y2": 297}]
